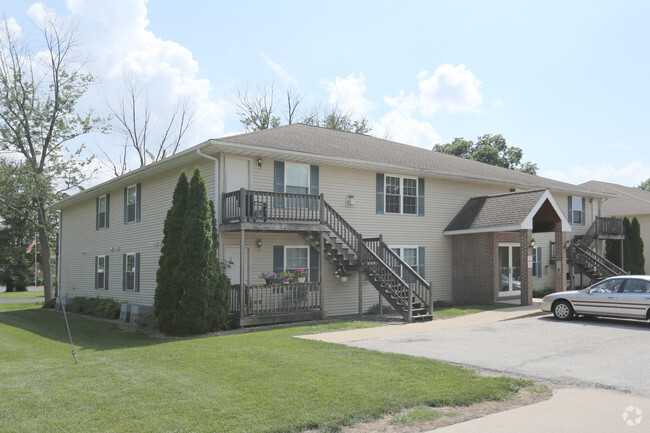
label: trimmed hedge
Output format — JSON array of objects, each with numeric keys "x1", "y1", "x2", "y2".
[{"x1": 66, "y1": 297, "x2": 121, "y2": 319}]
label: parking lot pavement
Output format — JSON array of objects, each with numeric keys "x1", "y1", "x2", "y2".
[{"x1": 345, "y1": 315, "x2": 650, "y2": 397}]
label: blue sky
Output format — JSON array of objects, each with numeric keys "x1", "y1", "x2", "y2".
[{"x1": 4, "y1": 0, "x2": 650, "y2": 187}]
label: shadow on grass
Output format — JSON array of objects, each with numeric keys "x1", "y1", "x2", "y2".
[{"x1": 0, "y1": 307, "x2": 166, "y2": 351}]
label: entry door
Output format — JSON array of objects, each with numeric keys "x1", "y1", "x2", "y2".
[
  {"x1": 498, "y1": 244, "x2": 521, "y2": 296},
  {"x1": 226, "y1": 157, "x2": 250, "y2": 192},
  {"x1": 224, "y1": 246, "x2": 250, "y2": 285}
]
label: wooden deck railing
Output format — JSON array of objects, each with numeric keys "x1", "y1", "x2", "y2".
[
  {"x1": 222, "y1": 189, "x2": 322, "y2": 224},
  {"x1": 230, "y1": 282, "x2": 321, "y2": 316},
  {"x1": 581, "y1": 217, "x2": 624, "y2": 248}
]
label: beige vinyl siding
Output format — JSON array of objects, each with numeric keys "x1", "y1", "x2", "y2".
[{"x1": 59, "y1": 159, "x2": 215, "y2": 305}]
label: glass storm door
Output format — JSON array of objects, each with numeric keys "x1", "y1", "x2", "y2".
[{"x1": 499, "y1": 244, "x2": 521, "y2": 296}]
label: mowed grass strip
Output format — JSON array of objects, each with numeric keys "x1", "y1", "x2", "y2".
[
  {"x1": 0, "y1": 304, "x2": 529, "y2": 433},
  {"x1": 0, "y1": 290, "x2": 44, "y2": 299}
]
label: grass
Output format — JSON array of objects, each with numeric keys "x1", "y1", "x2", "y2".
[
  {"x1": 389, "y1": 406, "x2": 458, "y2": 427},
  {"x1": 0, "y1": 290, "x2": 44, "y2": 299},
  {"x1": 433, "y1": 304, "x2": 508, "y2": 320},
  {"x1": 0, "y1": 303, "x2": 531, "y2": 433}
]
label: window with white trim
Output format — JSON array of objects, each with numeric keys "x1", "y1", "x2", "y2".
[
  {"x1": 126, "y1": 185, "x2": 138, "y2": 223},
  {"x1": 124, "y1": 253, "x2": 137, "y2": 291},
  {"x1": 97, "y1": 195, "x2": 108, "y2": 228},
  {"x1": 285, "y1": 246, "x2": 308, "y2": 274},
  {"x1": 385, "y1": 175, "x2": 417, "y2": 214},
  {"x1": 391, "y1": 246, "x2": 424, "y2": 281},
  {"x1": 96, "y1": 255, "x2": 107, "y2": 289},
  {"x1": 285, "y1": 163, "x2": 309, "y2": 194},
  {"x1": 532, "y1": 247, "x2": 542, "y2": 278},
  {"x1": 572, "y1": 196, "x2": 583, "y2": 224}
]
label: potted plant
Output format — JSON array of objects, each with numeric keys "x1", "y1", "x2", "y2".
[
  {"x1": 294, "y1": 269, "x2": 308, "y2": 283},
  {"x1": 279, "y1": 271, "x2": 294, "y2": 284},
  {"x1": 259, "y1": 272, "x2": 277, "y2": 285},
  {"x1": 334, "y1": 266, "x2": 349, "y2": 282}
]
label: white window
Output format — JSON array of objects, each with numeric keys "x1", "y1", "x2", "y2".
[
  {"x1": 385, "y1": 175, "x2": 417, "y2": 215},
  {"x1": 125, "y1": 253, "x2": 137, "y2": 291},
  {"x1": 285, "y1": 163, "x2": 309, "y2": 194},
  {"x1": 96, "y1": 256, "x2": 107, "y2": 289},
  {"x1": 390, "y1": 246, "x2": 423, "y2": 282},
  {"x1": 126, "y1": 185, "x2": 138, "y2": 223},
  {"x1": 572, "y1": 196, "x2": 583, "y2": 224},
  {"x1": 97, "y1": 195, "x2": 108, "y2": 228},
  {"x1": 285, "y1": 246, "x2": 308, "y2": 273},
  {"x1": 532, "y1": 247, "x2": 542, "y2": 278}
]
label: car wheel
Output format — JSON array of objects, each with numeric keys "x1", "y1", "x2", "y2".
[{"x1": 552, "y1": 300, "x2": 574, "y2": 320}]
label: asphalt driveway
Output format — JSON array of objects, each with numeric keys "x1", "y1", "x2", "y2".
[{"x1": 346, "y1": 315, "x2": 650, "y2": 397}]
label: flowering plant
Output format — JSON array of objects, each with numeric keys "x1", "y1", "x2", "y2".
[
  {"x1": 334, "y1": 266, "x2": 348, "y2": 278},
  {"x1": 259, "y1": 272, "x2": 277, "y2": 280},
  {"x1": 293, "y1": 269, "x2": 309, "y2": 278}
]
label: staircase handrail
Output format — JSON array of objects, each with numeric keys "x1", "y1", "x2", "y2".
[
  {"x1": 322, "y1": 199, "x2": 363, "y2": 255},
  {"x1": 360, "y1": 243, "x2": 411, "y2": 294},
  {"x1": 581, "y1": 218, "x2": 599, "y2": 249},
  {"x1": 569, "y1": 244, "x2": 629, "y2": 277},
  {"x1": 362, "y1": 237, "x2": 431, "y2": 293}
]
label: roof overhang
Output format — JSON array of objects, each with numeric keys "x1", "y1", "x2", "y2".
[{"x1": 444, "y1": 189, "x2": 572, "y2": 236}]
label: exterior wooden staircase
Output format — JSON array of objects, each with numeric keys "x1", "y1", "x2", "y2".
[
  {"x1": 567, "y1": 217, "x2": 628, "y2": 282},
  {"x1": 300, "y1": 199, "x2": 433, "y2": 322}
]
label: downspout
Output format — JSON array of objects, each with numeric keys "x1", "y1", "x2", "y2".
[{"x1": 57, "y1": 210, "x2": 62, "y2": 299}]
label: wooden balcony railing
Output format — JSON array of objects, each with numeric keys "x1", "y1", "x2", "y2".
[
  {"x1": 230, "y1": 282, "x2": 321, "y2": 316},
  {"x1": 222, "y1": 189, "x2": 322, "y2": 224}
]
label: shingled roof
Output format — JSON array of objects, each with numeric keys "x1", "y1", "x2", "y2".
[
  {"x1": 444, "y1": 189, "x2": 571, "y2": 234},
  {"x1": 216, "y1": 124, "x2": 603, "y2": 196},
  {"x1": 580, "y1": 181, "x2": 650, "y2": 216}
]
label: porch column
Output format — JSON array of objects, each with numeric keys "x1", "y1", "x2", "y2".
[
  {"x1": 319, "y1": 231, "x2": 325, "y2": 318},
  {"x1": 555, "y1": 230, "x2": 567, "y2": 292},
  {"x1": 520, "y1": 229, "x2": 533, "y2": 306},
  {"x1": 240, "y1": 229, "x2": 245, "y2": 319}
]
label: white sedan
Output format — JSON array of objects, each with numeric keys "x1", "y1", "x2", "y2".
[{"x1": 540, "y1": 276, "x2": 650, "y2": 321}]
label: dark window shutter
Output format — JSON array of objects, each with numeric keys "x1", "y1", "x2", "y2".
[
  {"x1": 123, "y1": 188, "x2": 128, "y2": 224},
  {"x1": 135, "y1": 253, "x2": 141, "y2": 291},
  {"x1": 96, "y1": 198, "x2": 100, "y2": 230},
  {"x1": 309, "y1": 165, "x2": 319, "y2": 195},
  {"x1": 376, "y1": 173, "x2": 385, "y2": 214},
  {"x1": 581, "y1": 197, "x2": 586, "y2": 225},
  {"x1": 418, "y1": 246, "x2": 425, "y2": 279},
  {"x1": 567, "y1": 196, "x2": 573, "y2": 224},
  {"x1": 136, "y1": 183, "x2": 142, "y2": 222},
  {"x1": 274, "y1": 161, "x2": 285, "y2": 209},
  {"x1": 106, "y1": 194, "x2": 110, "y2": 228},
  {"x1": 417, "y1": 178, "x2": 425, "y2": 217},
  {"x1": 95, "y1": 256, "x2": 99, "y2": 289},
  {"x1": 105, "y1": 256, "x2": 109, "y2": 290},
  {"x1": 122, "y1": 254, "x2": 127, "y2": 290},
  {"x1": 273, "y1": 246, "x2": 284, "y2": 275},
  {"x1": 309, "y1": 246, "x2": 319, "y2": 282}
]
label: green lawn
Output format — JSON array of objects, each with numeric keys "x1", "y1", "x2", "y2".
[
  {"x1": 433, "y1": 304, "x2": 508, "y2": 320},
  {"x1": 0, "y1": 290, "x2": 44, "y2": 299},
  {"x1": 0, "y1": 303, "x2": 530, "y2": 433}
]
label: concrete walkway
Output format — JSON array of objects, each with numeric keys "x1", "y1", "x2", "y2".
[
  {"x1": 298, "y1": 303, "x2": 543, "y2": 344},
  {"x1": 0, "y1": 286, "x2": 45, "y2": 304},
  {"x1": 299, "y1": 303, "x2": 650, "y2": 433}
]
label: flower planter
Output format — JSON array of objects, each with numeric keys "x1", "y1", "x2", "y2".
[
  {"x1": 339, "y1": 276, "x2": 348, "y2": 282},
  {"x1": 265, "y1": 278, "x2": 274, "y2": 285},
  {"x1": 297, "y1": 277, "x2": 306, "y2": 283}
]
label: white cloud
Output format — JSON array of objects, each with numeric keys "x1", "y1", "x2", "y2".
[
  {"x1": 544, "y1": 161, "x2": 650, "y2": 187},
  {"x1": 65, "y1": 0, "x2": 225, "y2": 145},
  {"x1": 373, "y1": 110, "x2": 440, "y2": 149},
  {"x1": 322, "y1": 73, "x2": 373, "y2": 116},
  {"x1": 417, "y1": 64, "x2": 483, "y2": 116},
  {"x1": 261, "y1": 54, "x2": 298, "y2": 89},
  {"x1": 1, "y1": 17, "x2": 22, "y2": 39}
]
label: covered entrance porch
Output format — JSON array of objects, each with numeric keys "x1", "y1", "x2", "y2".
[{"x1": 444, "y1": 189, "x2": 572, "y2": 306}]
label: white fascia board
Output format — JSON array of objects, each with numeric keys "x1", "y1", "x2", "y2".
[
  {"x1": 520, "y1": 189, "x2": 572, "y2": 232},
  {"x1": 444, "y1": 225, "x2": 522, "y2": 236}
]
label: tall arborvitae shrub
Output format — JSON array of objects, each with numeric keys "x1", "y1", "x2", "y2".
[
  {"x1": 207, "y1": 200, "x2": 231, "y2": 330},
  {"x1": 154, "y1": 171, "x2": 189, "y2": 333},
  {"x1": 173, "y1": 167, "x2": 213, "y2": 334},
  {"x1": 629, "y1": 217, "x2": 645, "y2": 274},
  {"x1": 605, "y1": 237, "x2": 622, "y2": 267}
]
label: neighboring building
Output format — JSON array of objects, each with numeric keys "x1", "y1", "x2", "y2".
[
  {"x1": 580, "y1": 180, "x2": 650, "y2": 275},
  {"x1": 52, "y1": 124, "x2": 624, "y2": 325}
]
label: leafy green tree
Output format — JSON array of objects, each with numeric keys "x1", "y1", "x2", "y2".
[
  {"x1": 154, "y1": 171, "x2": 189, "y2": 333},
  {"x1": 433, "y1": 134, "x2": 538, "y2": 175},
  {"x1": 0, "y1": 15, "x2": 104, "y2": 301},
  {"x1": 605, "y1": 235, "x2": 622, "y2": 267},
  {"x1": 637, "y1": 178, "x2": 650, "y2": 192}
]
